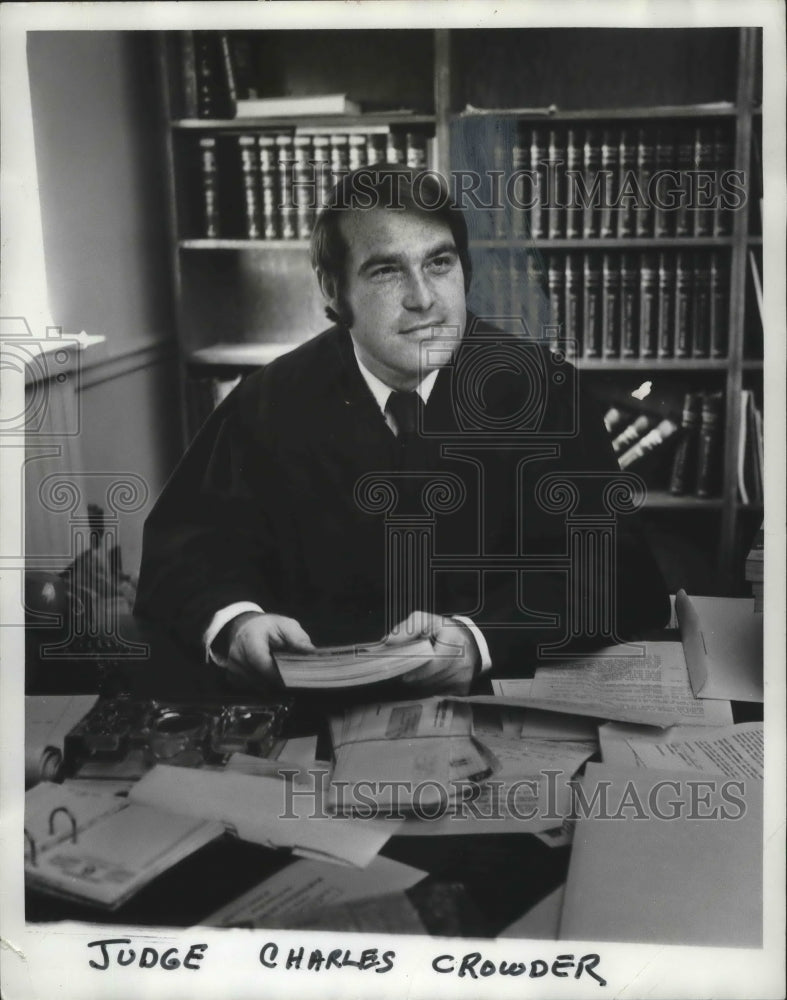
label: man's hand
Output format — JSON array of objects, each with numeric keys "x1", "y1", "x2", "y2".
[
  {"x1": 221, "y1": 612, "x2": 315, "y2": 692},
  {"x1": 385, "y1": 611, "x2": 480, "y2": 696}
]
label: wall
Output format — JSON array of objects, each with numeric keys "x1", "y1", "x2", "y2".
[{"x1": 26, "y1": 31, "x2": 181, "y2": 574}]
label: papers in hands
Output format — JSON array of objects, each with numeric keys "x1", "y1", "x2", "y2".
[{"x1": 274, "y1": 637, "x2": 435, "y2": 689}]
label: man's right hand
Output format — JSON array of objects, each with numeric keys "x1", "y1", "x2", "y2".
[{"x1": 221, "y1": 612, "x2": 315, "y2": 692}]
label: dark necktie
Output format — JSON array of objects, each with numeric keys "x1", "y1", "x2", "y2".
[{"x1": 385, "y1": 390, "x2": 424, "y2": 439}]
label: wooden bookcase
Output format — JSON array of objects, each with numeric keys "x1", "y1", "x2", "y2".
[{"x1": 157, "y1": 27, "x2": 763, "y2": 595}]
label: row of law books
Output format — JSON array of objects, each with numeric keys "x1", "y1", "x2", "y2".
[
  {"x1": 544, "y1": 250, "x2": 729, "y2": 360},
  {"x1": 507, "y1": 120, "x2": 737, "y2": 241},
  {"x1": 190, "y1": 127, "x2": 430, "y2": 240},
  {"x1": 605, "y1": 390, "x2": 724, "y2": 498}
]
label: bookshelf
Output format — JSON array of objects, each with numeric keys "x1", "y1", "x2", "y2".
[{"x1": 158, "y1": 27, "x2": 763, "y2": 594}]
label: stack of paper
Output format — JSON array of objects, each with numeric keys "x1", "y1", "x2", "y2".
[
  {"x1": 329, "y1": 699, "x2": 495, "y2": 814},
  {"x1": 274, "y1": 637, "x2": 434, "y2": 689}
]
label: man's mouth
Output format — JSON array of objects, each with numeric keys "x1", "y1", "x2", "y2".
[{"x1": 399, "y1": 321, "x2": 444, "y2": 336}]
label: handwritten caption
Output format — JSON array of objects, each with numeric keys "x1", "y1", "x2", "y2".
[{"x1": 87, "y1": 937, "x2": 606, "y2": 985}]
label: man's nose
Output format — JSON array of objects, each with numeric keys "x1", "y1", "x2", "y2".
[{"x1": 402, "y1": 269, "x2": 435, "y2": 311}]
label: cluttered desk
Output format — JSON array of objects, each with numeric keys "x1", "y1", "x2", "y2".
[{"x1": 24, "y1": 591, "x2": 763, "y2": 946}]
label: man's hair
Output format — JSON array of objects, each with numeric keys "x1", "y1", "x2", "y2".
[{"x1": 310, "y1": 165, "x2": 472, "y2": 326}]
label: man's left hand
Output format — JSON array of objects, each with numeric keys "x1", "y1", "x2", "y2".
[{"x1": 384, "y1": 611, "x2": 480, "y2": 696}]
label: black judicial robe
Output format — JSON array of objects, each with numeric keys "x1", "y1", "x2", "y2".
[{"x1": 135, "y1": 320, "x2": 670, "y2": 672}]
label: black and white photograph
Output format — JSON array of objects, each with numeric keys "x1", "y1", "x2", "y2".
[{"x1": 1, "y1": 2, "x2": 784, "y2": 998}]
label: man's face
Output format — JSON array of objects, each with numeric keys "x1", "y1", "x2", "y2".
[{"x1": 334, "y1": 207, "x2": 467, "y2": 390}]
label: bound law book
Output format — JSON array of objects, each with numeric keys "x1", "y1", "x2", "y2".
[
  {"x1": 274, "y1": 637, "x2": 435, "y2": 689},
  {"x1": 236, "y1": 93, "x2": 361, "y2": 118},
  {"x1": 668, "y1": 392, "x2": 703, "y2": 495}
]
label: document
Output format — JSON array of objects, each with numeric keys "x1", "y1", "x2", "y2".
[
  {"x1": 599, "y1": 721, "x2": 764, "y2": 779},
  {"x1": 130, "y1": 764, "x2": 398, "y2": 868},
  {"x1": 492, "y1": 643, "x2": 733, "y2": 727},
  {"x1": 676, "y1": 590, "x2": 764, "y2": 702},
  {"x1": 559, "y1": 762, "x2": 762, "y2": 947},
  {"x1": 396, "y1": 732, "x2": 593, "y2": 836},
  {"x1": 25, "y1": 781, "x2": 223, "y2": 909},
  {"x1": 202, "y1": 856, "x2": 426, "y2": 928},
  {"x1": 24, "y1": 694, "x2": 98, "y2": 788},
  {"x1": 274, "y1": 636, "x2": 435, "y2": 689},
  {"x1": 455, "y1": 695, "x2": 599, "y2": 741}
]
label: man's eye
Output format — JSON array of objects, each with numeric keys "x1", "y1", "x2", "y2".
[
  {"x1": 428, "y1": 255, "x2": 456, "y2": 272},
  {"x1": 370, "y1": 265, "x2": 399, "y2": 280}
]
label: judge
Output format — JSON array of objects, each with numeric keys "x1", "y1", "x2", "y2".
[{"x1": 135, "y1": 167, "x2": 670, "y2": 694}]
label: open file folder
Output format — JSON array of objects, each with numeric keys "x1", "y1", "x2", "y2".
[{"x1": 676, "y1": 591, "x2": 764, "y2": 703}]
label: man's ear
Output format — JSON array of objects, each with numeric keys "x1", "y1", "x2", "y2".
[{"x1": 316, "y1": 269, "x2": 339, "y2": 313}]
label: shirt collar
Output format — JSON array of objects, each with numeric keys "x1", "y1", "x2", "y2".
[{"x1": 351, "y1": 341, "x2": 440, "y2": 415}]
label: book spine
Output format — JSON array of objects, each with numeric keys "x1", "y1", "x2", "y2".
[
  {"x1": 194, "y1": 32, "x2": 218, "y2": 118},
  {"x1": 603, "y1": 406, "x2": 628, "y2": 436},
  {"x1": 653, "y1": 127, "x2": 675, "y2": 238},
  {"x1": 564, "y1": 254, "x2": 581, "y2": 357},
  {"x1": 348, "y1": 133, "x2": 368, "y2": 170},
  {"x1": 237, "y1": 134, "x2": 262, "y2": 239},
  {"x1": 620, "y1": 253, "x2": 638, "y2": 358},
  {"x1": 692, "y1": 125, "x2": 714, "y2": 237},
  {"x1": 386, "y1": 130, "x2": 406, "y2": 165},
  {"x1": 312, "y1": 135, "x2": 333, "y2": 209},
  {"x1": 695, "y1": 391, "x2": 724, "y2": 497},
  {"x1": 198, "y1": 136, "x2": 220, "y2": 238},
  {"x1": 673, "y1": 251, "x2": 692, "y2": 359},
  {"x1": 617, "y1": 128, "x2": 637, "y2": 238},
  {"x1": 257, "y1": 134, "x2": 278, "y2": 238},
  {"x1": 668, "y1": 391, "x2": 703, "y2": 495},
  {"x1": 548, "y1": 128, "x2": 565, "y2": 239},
  {"x1": 674, "y1": 125, "x2": 693, "y2": 238},
  {"x1": 512, "y1": 122, "x2": 528, "y2": 239},
  {"x1": 599, "y1": 129, "x2": 617, "y2": 238},
  {"x1": 367, "y1": 132, "x2": 387, "y2": 166},
  {"x1": 602, "y1": 253, "x2": 620, "y2": 358},
  {"x1": 217, "y1": 33, "x2": 237, "y2": 118},
  {"x1": 330, "y1": 133, "x2": 350, "y2": 182},
  {"x1": 582, "y1": 128, "x2": 601, "y2": 238},
  {"x1": 709, "y1": 251, "x2": 729, "y2": 358},
  {"x1": 691, "y1": 253, "x2": 711, "y2": 358},
  {"x1": 712, "y1": 124, "x2": 734, "y2": 236},
  {"x1": 618, "y1": 418, "x2": 679, "y2": 469},
  {"x1": 657, "y1": 252, "x2": 675, "y2": 358},
  {"x1": 638, "y1": 252, "x2": 658, "y2": 359},
  {"x1": 634, "y1": 126, "x2": 655, "y2": 237},
  {"x1": 565, "y1": 128, "x2": 582, "y2": 239},
  {"x1": 293, "y1": 135, "x2": 315, "y2": 239},
  {"x1": 582, "y1": 253, "x2": 602, "y2": 358},
  {"x1": 612, "y1": 414, "x2": 653, "y2": 455},
  {"x1": 406, "y1": 131, "x2": 428, "y2": 170},
  {"x1": 180, "y1": 31, "x2": 198, "y2": 119},
  {"x1": 276, "y1": 133, "x2": 296, "y2": 240},
  {"x1": 530, "y1": 127, "x2": 548, "y2": 241},
  {"x1": 547, "y1": 254, "x2": 565, "y2": 341}
]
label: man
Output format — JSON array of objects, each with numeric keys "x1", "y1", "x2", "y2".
[{"x1": 135, "y1": 167, "x2": 670, "y2": 694}]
